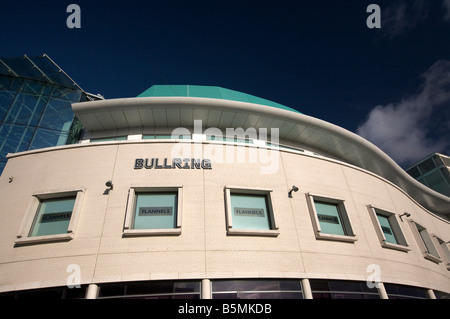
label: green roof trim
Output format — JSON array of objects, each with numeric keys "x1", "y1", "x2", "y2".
[{"x1": 137, "y1": 85, "x2": 301, "y2": 114}]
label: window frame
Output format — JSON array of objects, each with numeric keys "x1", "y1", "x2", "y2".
[
  {"x1": 435, "y1": 236, "x2": 450, "y2": 270},
  {"x1": 15, "y1": 188, "x2": 85, "y2": 245},
  {"x1": 123, "y1": 186, "x2": 183, "y2": 237},
  {"x1": 367, "y1": 205, "x2": 410, "y2": 252},
  {"x1": 224, "y1": 186, "x2": 279, "y2": 237},
  {"x1": 409, "y1": 221, "x2": 442, "y2": 264},
  {"x1": 306, "y1": 193, "x2": 357, "y2": 243}
]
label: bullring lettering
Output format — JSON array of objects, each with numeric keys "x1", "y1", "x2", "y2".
[{"x1": 134, "y1": 158, "x2": 212, "y2": 170}]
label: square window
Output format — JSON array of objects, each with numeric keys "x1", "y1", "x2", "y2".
[
  {"x1": 230, "y1": 194, "x2": 271, "y2": 230},
  {"x1": 15, "y1": 189, "x2": 85, "y2": 245},
  {"x1": 133, "y1": 193, "x2": 178, "y2": 230},
  {"x1": 367, "y1": 205, "x2": 410, "y2": 252},
  {"x1": 306, "y1": 193, "x2": 356, "y2": 242},
  {"x1": 29, "y1": 197, "x2": 75, "y2": 237},
  {"x1": 123, "y1": 186, "x2": 182, "y2": 236},
  {"x1": 225, "y1": 186, "x2": 279, "y2": 237}
]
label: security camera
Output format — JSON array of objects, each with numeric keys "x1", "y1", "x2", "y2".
[
  {"x1": 105, "y1": 180, "x2": 113, "y2": 190},
  {"x1": 288, "y1": 185, "x2": 299, "y2": 198},
  {"x1": 399, "y1": 212, "x2": 411, "y2": 221}
]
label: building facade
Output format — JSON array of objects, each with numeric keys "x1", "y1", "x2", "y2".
[
  {"x1": 0, "y1": 85, "x2": 449, "y2": 299},
  {"x1": 0, "y1": 54, "x2": 102, "y2": 174}
]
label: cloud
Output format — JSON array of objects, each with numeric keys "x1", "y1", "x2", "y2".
[
  {"x1": 357, "y1": 60, "x2": 450, "y2": 167},
  {"x1": 443, "y1": 0, "x2": 450, "y2": 21},
  {"x1": 381, "y1": 0, "x2": 429, "y2": 39}
]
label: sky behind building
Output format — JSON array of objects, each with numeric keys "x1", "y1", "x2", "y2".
[{"x1": 1, "y1": 0, "x2": 449, "y2": 167}]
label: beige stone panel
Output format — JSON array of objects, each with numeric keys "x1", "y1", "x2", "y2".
[
  {"x1": 341, "y1": 165, "x2": 394, "y2": 209},
  {"x1": 301, "y1": 252, "x2": 376, "y2": 281},
  {"x1": 0, "y1": 255, "x2": 96, "y2": 292},
  {"x1": 281, "y1": 153, "x2": 351, "y2": 199},
  {"x1": 205, "y1": 250, "x2": 305, "y2": 275},
  {"x1": 92, "y1": 251, "x2": 206, "y2": 282}
]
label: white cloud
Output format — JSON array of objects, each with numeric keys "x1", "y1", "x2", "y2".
[
  {"x1": 357, "y1": 60, "x2": 450, "y2": 166},
  {"x1": 381, "y1": 0, "x2": 429, "y2": 38}
]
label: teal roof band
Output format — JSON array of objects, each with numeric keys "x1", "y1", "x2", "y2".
[{"x1": 137, "y1": 85, "x2": 301, "y2": 114}]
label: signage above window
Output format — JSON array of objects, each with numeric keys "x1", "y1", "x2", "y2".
[{"x1": 134, "y1": 158, "x2": 212, "y2": 170}]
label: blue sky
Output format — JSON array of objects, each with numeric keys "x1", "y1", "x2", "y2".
[{"x1": 1, "y1": 0, "x2": 449, "y2": 167}]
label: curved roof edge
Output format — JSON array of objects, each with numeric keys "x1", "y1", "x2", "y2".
[
  {"x1": 137, "y1": 85, "x2": 301, "y2": 114},
  {"x1": 72, "y1": 96, "x2": 450, "y2": 216}
]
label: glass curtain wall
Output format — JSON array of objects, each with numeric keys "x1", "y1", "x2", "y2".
[{"x1": 0, "y1": 55, "x2": 100, "y2": 174}]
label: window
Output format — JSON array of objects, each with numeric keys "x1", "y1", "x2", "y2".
[
  {"x1": 384, "y1": 283, "x2": 428, "y2": 299},
  {"x1": 436, "y1": 237, "x2": 450, "y2": 270},
  {"x1": 411, "y1": 222, "x2": 441, "y2": 263},
  {"x1": 367, "y1": 205, "x2": 409, "y2": 252},
  {"x1": 90, "y1": 136, "x2": 127, "y2": 142},
  {"x1": 97, "y1": 281, "x2": 200, "y2": 299},
  {"x1": 15, "y1": 189, "x2": 85, "y2": 245},
  {"x1": 29, "y1": 197, "x2": 75, "y2": 237},
  {"x1": 306, "y1": 193, "x2": 356, "y2": 242},
  {"x1": 123, "y1": 186, "x2": 182, "y2": 236},
  {"x1": 212, "y1": 279, "x2": 303, "y2": 299},
  {"x1": 310, "y1": 279, "x2": 380, "y2": 299},
  {"x1": 224, "y1": 186, "x2": 279, "y2": 236}
]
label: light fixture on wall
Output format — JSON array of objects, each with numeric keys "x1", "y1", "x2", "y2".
[
  {"x1": 399, "y1": 212, "x2": 411, "y2": 221},
  {"x1": 288, "y1": 185, "x2": 299, "y2": 198},
  {"x1": 105, "y1": 180, "x2": 114, "y2": 190}
]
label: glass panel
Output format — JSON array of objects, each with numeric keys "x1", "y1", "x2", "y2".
[
  {"x1": 314, "y1": 201, "x2": 345, "y2": 236},
  {"x1": 230, "y1": 194, "x2": 271, "y2": 230},
  {"x1": 376, "y1": 214, "x2": 398, "y2": 244},
  {"x1": 133, "y1": 193, "x2": 177, "y2": 229},
  {"x1": 30, "y1": 197, "x2": 75, "y2": 237},
  {"x1": 39, "y1": 99, "x2": 74, "y2": 131},
  {"x1": 407, "y1": 166, "x2": 421, "y2": 179},
  {"x1": 91, "y1": 136, "x2": 127, "y2": 142},
  {"x1": 29, "y1": 128, "x2": 68, "y2": 150},
  {"x1": 310, "y1": 280, "x2": 380, "y2": 299},
  {"x1": 0, "y1": 123, "x2": 34, "y2": 157},
  {"x1": 212, "y1": 280, "x2": 303, "y2": 299},
  {"x1": 384, "y1": 283, "x2": 428, "y2": 299},
  {"x1": 424, "y1": 170, "x2": 450, "y2": 196},
  {"x1": 418, "y1": 158, "x2": 436, "y2": 175}
]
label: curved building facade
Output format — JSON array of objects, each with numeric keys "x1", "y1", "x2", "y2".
[{"x1": 0, "y1": 85, "x2": 449, "y2": 299}]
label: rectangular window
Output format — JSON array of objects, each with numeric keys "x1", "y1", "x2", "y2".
[
  {"x1": 230, "y1": 194, "x2": 271, "y2": 230},
  {"x1": 376, "y1": 214, "x2": 397, "y2": 244},
  {"x1": 133, "y1": 193, "x2": 177, "y2": 230},
  {"x1": 30, "y1": 197, "x2": 75, "y2": 237},
  {"x1": 212, "y1": 279, "x2": 303, "y2": 299},
  {"x1": 314, "y1": 201, "x2": 346, "y2": 236},
  {"x1": 367, "y1": 205, "x2": 409, "y2": 252},
  {"x1": 90, "y1": 136, "x2": 127, "y2": 142},
  {"x1": 306, "y1": 193, "x2": 356, "y2": 242},
  {"x1": 15, "y1": 189, "x2": 85, "y2": 245},
  {"x1": 123, "y1": 186, "x2": 182, "y2": 236},
  {"x1": 224, "y1": 186, "x2": 279, "y2": 236},
  {"x1": 412, "y1": 222, "x2": 441, "y2": 263}
]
